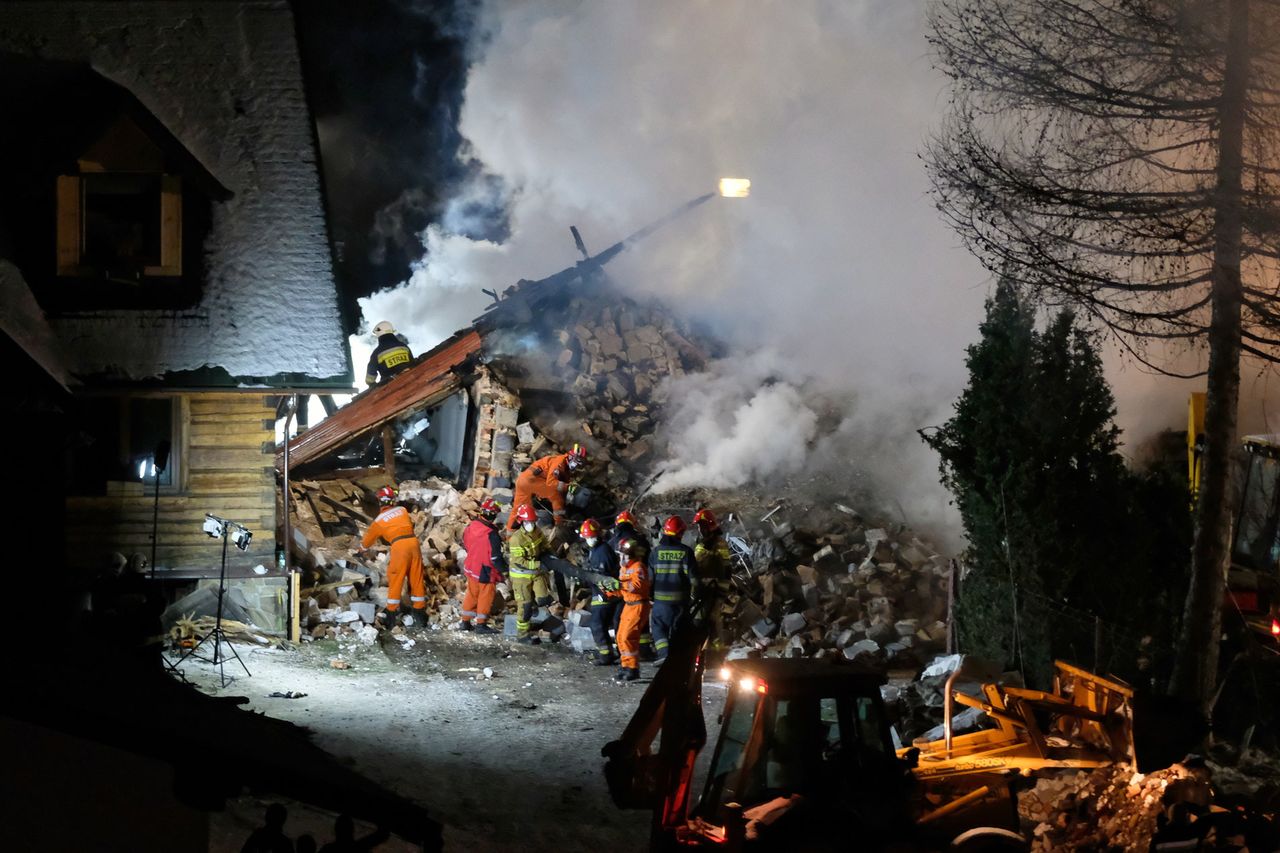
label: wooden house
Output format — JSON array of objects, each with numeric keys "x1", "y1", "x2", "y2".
[{"x1": 0, "y1": 3, "x2": 352, "y2": 581}]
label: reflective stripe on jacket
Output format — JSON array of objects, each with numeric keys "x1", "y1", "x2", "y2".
[
  {"x1": 507, "y1": 527, "x2": 547, "y2": 576},
  {"x1": 362, "y1": 505, "x2": 415, "y2": 548},
  {"x1": 365, "y1": 333, "x2": 413, "y2": 384},
  {"x1": 694, "y1": 534, "x2": 732, "y2": 582},
  {"x1": 619, "y1": 559, "x2": 650, "y2": 603},
  {"x1": 649, "y1": 534, "x2": 696, "y2": 602}
]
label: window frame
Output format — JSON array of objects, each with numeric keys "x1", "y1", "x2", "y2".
[{"x1": 56, "y1": 172, "x2": 183, "y2": 279}]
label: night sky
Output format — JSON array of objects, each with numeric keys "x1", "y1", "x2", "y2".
[{"x1": 294, "y1": 0, "x2": 491, "y2": 327}]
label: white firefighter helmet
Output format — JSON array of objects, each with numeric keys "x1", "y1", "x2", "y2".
[{"x1": 371, "y1": 321, "x2": 396, "y2": 337}]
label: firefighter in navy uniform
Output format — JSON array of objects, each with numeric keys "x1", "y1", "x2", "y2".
[
  {"x1": 648, "y1": 515, "x2": 697, "y2": 664},
  {"x1": 580, "y1": 519, "x2": 622, "y2": 665},
  {"x1": 365, "y1": 320, "x2": 413, "y2": 385},
  {"x1": 610, "y1": 510, "x2": 655, "y2": 660}
]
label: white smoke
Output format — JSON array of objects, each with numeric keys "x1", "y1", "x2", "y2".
[
  {"x1": 353, "y1": 1, "x2": 1260, "y2": 545},
  {"x1": 653, "y1": 352, "x2": 819, "y2": 492}
]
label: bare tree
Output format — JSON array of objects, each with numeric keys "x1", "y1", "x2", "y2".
[{"x1": 926, "y1": 0, "x2": 1280, "y2": 709}]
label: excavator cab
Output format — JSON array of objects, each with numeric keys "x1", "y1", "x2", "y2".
[
  {"x1": 691, "y1": 660, "x2": 914, "y2": 846},
  {"x1": 1230, "y1": 436, "x2": 1280, "y2": 642},
  {"x1": 1187, "y1": 393, "x2": 1280, "y2": 645}
]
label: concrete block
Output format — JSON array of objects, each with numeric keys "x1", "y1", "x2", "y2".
[
  {"x1": 348, "y1": 602, "x2": 376, "y2": 624},
  {"x1": 812, "y1": 545, "x2": 842, "y2": 572},
  {"x1": 751, "y1": 618, "x2": 778, "y2": 639},
  {"x1": 781, "y1": 613, "x2": 808, "y2": 637},
  {"x1": 843, "y1": 639, "x2": 880, "y2": 660},
  {"x1": 335, "y1": 610, "x2": 361, "y2": 624},
  {"x1": 504, "y1": 614, "x2": 519, "y2": 637},
  {"x1": 894, "y1": 618, "x2": 920, "y2": 637},
  {"x1": 570, "y1": 626, "x2": 595, "y2": 653}
]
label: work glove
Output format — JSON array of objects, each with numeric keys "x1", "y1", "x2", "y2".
[{"x1": 496, "y1": 582, "x2": 511, "y2": 598}]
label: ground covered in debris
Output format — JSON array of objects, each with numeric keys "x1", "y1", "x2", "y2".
[{"x1": 189, "y1": 626, "x2": 728, "y2": 853}]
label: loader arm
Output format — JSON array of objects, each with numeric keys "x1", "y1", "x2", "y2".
[{"x1": 602, "y1": 596, "x2": 714, "y2": 846}]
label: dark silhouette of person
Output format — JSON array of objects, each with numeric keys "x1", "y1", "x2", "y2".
[
  {"x1": 241, "y1": 803, "x2": 294, "y2": 853},
  {"x1": 318, "y1": 814, "x2": 389, "y2": 852}
]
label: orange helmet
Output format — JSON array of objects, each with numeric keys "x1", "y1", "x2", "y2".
[
  {"x1": 478, "y1": 497, "x2": 500, "y2": 518},
  {"x1": 376, "y1": 485, "x2": 398, "y2": 504},
  {"x1": 515, "y1": 504, "x2": 538, "y2": 524},
  {"x1": 662, "y1": 515, "x2": 686, "y2": 537},
  {"x1": 693, "y1": 508, "x2": 719, "y2": 532},
  {"x1": 615, "y1": 510, "x2": 638, "y2": 527},
  {"x1": 580, "y1": 518, "x2": 602, "y2": 540}
]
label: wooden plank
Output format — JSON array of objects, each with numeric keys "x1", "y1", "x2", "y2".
[
  {"x1": 158, "y1": 174, "x2": 181, "y2": 275},
  {"x1": 189, "y1": 422, "x2": 273, "y2": 439},
  {"x1": 189, "y1": 397, "x2": 274, "y2": 415},
  {"x1": 189, "y1": 432, "x2": 273, "y2": 449},
  {"x1": 315, "y1": 492, "x2": 372, "y2": 523},
  {"x1": 187, "y1": 447, "x2": 273, "y2": 470},
  {"x1": 56, "y1": 175, "x2": 81, "y2": 274},
  {"x1": 189, "y1": 471, "x2": 274, "y2": 489}
]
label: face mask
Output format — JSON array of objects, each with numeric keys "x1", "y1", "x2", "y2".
[
  {"x1": 567, "y1": 459, "x2": 579, "y2": 470},
  {"x1": 585, "y1": 537, "x2": 598, "y2": 548},
  {"x1": 523, "y1": 522, "x2": 535, "y2": 533}
]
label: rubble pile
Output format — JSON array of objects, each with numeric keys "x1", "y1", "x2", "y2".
[
  {"x1": 485, "y1": 295, "x2": 710, "y2": 495},
  {"x1": 713, "y1": 507, "x2": 953, "y2": 673},
  {"x1": 286, "y1": 479, "x2": 497, "y2": 638},
  {"x1": 1018, "y1": 764, "x2": 1203, "y2": 851}
]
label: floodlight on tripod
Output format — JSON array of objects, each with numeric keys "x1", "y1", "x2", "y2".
[{"x1": 172, "y1": 514, "x2": 254, "y2": 686}]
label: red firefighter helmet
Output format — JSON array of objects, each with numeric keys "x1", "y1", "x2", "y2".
[
  {"x1": 567, "y1": 443, "x2": 588, "y2": 469},
  {"x1": 478, "y1": 497, "x2": 500, "y2": 518},
  {"x1": 693, "y1": 508, "x2": 719, "y2": 533},
  {"x1": 376, "y1": 485, "x2": 398, "y2": 504},
  {"x1": 580, "y1": 518, "x2": 602, "y2": 540},
  {"x1": 615, "y1": 510, "x2": 638, "y2": 527},
  {"x1": 662, "y1": 515, "x2": 687, "y2": 537},
  {"x1": 514, "y1": 503, "x2": 538, "y2": 524}
]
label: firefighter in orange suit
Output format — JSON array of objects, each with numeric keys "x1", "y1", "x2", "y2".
[
  {"x1": 615, "y1": 537, "x2": 651, "y2": 682},
  {"x1": 506, "y1": 444, "x2": 587, "y2": 530},
  {"x1": 362, "y1": 485, "x2": 426, "y2": 627},
  {"x1": 460, "y1": 498, "x2": 507, "y2": 635}
]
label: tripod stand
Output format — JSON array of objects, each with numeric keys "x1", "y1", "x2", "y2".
[{"x1": 173, "y1": 521, "x2": 251, "y2": 687}]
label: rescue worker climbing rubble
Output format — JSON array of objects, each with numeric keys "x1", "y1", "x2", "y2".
[
  {"x1": 365, "y1": 321, "x2": 413, "y2": 386},
  {"x1": 693, "y1": 508, "x2": 734, "y2": 647},
  {"x1": 580, "y1": 519, "x2": 622, "y2": 665},
  {"x1": 615, "y1": 537, "x2": 651, "y2": 682},
  {"x1": 459, "y1": 498, "x2": 507, "y2": 635},
  {"x1": 506, "y1": 444, "x2": 587, "y2": 530},
  {"x1": 362, "y1": 485, "x2": 426, "y2": 628},
  {"x1": 649, "y1": 515, "x2": 697, "y2": 664},
  {"x1": 609, "y1": 510, "x2": 655, "y2": 661},
  {"x1": 507, "y1": 504, "x2": 554, "y2": 644}
]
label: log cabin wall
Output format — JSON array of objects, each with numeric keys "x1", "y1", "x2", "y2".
[{"x1": 65, "y1": 393, "x2": 277, "y2": 572}]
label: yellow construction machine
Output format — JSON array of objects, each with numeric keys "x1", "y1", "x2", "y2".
[
  {"x1": 604, "y1": 594, "x2": 1137, "y2": 851},
  {"x1": 1187, "y1": 393, "x2": 1280, "y2": 646}
]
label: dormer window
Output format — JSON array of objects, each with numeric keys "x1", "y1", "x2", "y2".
[{"x1": 56, "y1": 115, "x2": 182, "y2": 280}]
